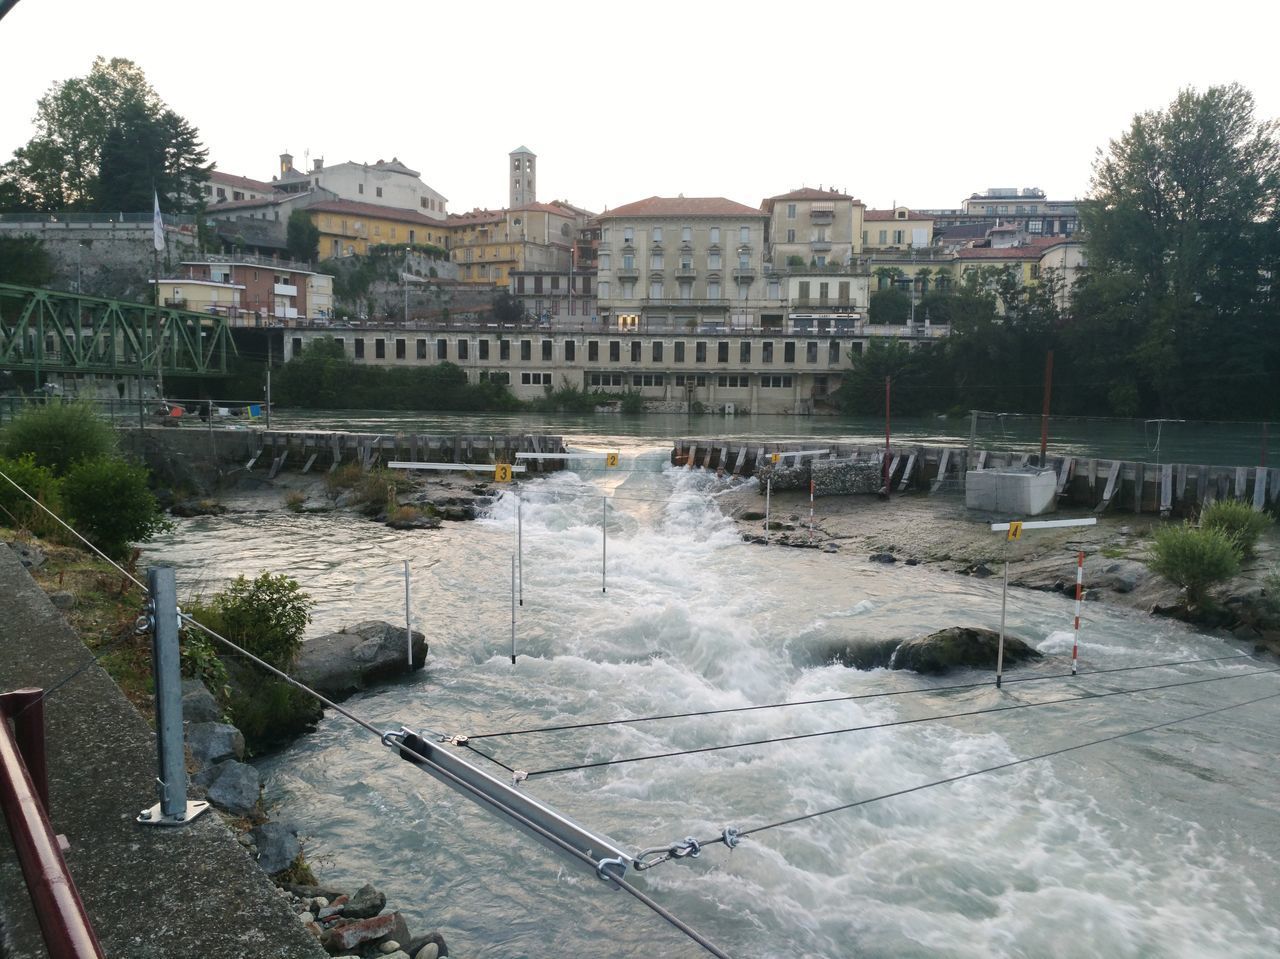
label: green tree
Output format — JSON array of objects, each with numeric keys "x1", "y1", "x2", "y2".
[
  {"x1": 96, "y1": 101, "x2": 210, "y2": 214},
  {"x1": 286, "y1": 210, "x2": 320, "y2": 263},
  {"x1": 0, "y1": 235, "x2": 54, "y2": 287},
  {"x1": 1079, "y1": 83, "x2": 1280, "y2": 417},
  {"x1": 837, "y1": 339, "x2": 943, "y2": 415},
  {"x1": 868, "y1": 288, "x2": 910, "y2": 324},
  {"x1": 1, "y1": 400, "x2": 116, "y2": 476},
  {"x1": 493, "y1": 291, "x2": 525, "y2": 324},
  {"x1": 0, "y1": 57, "x2": 209, "y2": 213},
  {"x1": 61, "y1": 455, "x2": 168, "y2": 559}
]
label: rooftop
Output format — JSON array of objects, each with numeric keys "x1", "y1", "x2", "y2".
[
  {"x1": 604, "y1": 196, "x2": 765, "y2": 218},
  {"x1": 209, "y1": 170, "x2": 276, "y2": 193},
  {"x1": 865, "y1": 209, "x2": 934, "y2": 222},
  {"x1": 307, "y1": 198, "x2": 448, "y2": 228}
]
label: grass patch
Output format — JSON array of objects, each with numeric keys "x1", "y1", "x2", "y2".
[
  {"x1": 284, "y1": 490, "x2": 307, "y2": 512},
  {"x1": 1100, "y1": 545, "x2": 1128, "y2": 559}
]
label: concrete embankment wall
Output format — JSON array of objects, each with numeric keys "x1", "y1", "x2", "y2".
[
  {"x1": 0, "y1": 545, "x2": 325, "y2": 959},
  {"x1": 675, "y1": 438, "x2": 1280, "y2": 517},
  {"x1": 118, "y1": 425, "x2": 568, "y2": 492}
]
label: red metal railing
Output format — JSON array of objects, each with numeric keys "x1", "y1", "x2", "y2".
[{"x1": 0, "y1": 688, "x2": 105, "y2": 959}]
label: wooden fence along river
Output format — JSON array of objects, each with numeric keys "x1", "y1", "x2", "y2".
[{"x1": 672, "y1": 439, "x2": 1280, "y2": 516}]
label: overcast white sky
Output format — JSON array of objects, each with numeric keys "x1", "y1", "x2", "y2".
[{"x1": 2, "y1": 0, "x2": 1278, "y2": 215}]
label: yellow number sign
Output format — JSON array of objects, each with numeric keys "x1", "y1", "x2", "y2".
[
  {"x1": 770, "y1": 453, "x2": 781, "y2": 463},
  {"x1": 606, "y1": 452, "x2": 619, "y2": 468},
  {"x1": 494, "y1": 464, "x2": 513, "y2": 483},
  {"x1": 1007, "y1": 521, "x2": 1023, "y2": 541}
]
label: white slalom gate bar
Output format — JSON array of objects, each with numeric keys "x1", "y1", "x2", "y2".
[
  {"x1": 766, "y1": 449, "x2": 830, "y2": 461},
  {"x1": 388, "y1": 461, "x2": 527, "y2": 473},
  {"x1": 989, "y1": 518, "x2": 1098, "y2": 532},
  {"x1": 515, "y1": 452, "x2": 618, "y2": 461},
  {"x1": 989, "y1": 517, "x2": 1097, "y2": 688}
]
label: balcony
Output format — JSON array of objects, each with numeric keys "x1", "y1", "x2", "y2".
[
  {"x1": 675, "y1": 267, "x2": 697, "y2": 279},
  {"x1": 164, "y1": 298, "x2": 188, "y2": 309},
  {"x1": 809, "y1": 240, "x2": 832, "y2": 252},
  {"x1": 273, "y1": 283, "x2": 298, "y2": 296},
  {"x1": 732, "y1": 267, "x2": 756, "y2": 279},
  {"x1": 615, "y1": 267, "x2": 640, "y2": 280},
  {"x1": 809, "y1": 205, "x2": 835, "y2": 223}
]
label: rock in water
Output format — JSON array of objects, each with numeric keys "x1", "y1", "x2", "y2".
[
  {"x1": 341, "y1": 883, "x2": 387, "y2": 919},
  {"x1": 890, "y1": 626, "x2": 1042, "y2": 674},
  {"x1": 185, "y1": 721, "x2": 245, "y2": 766},
  {"x1": 204, "y1": 760, "x2": 261, "y2": 816},
  {"x1": 249, "y1": 821, "x2": 300, "y2": 875},
  {"x1": 294, "y1": 621, "x2": 428, "y2": 701}
]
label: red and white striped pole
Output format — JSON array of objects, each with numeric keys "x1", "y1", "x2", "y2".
[
  {"x1": 808, "y1": 478, "x2": 815, "y2": 543},
  {"x1": 1071, "y1": 550, "x2": 1084, "y2": 675}
]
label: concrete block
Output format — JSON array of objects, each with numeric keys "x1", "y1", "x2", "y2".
[{"x1": 965, "y1": 468, "x2": 1057, "y2": 516}]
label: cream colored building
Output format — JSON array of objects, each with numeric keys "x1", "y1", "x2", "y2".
[
  {"x1": 596, "y1": 196, "x2": 781, "y2": 333},
  {"x1": 276, "y1": 153, "x2": 448, "y2": 217},
  {"x1": 862, "y1": 208, "x2": 934, "y2": 251},
  {"x1": 762, "y1": 187, "x2": 865, "y2": 268},
  {"x1": 447, "y1": 203, "x2": 579, "y2": 287}
]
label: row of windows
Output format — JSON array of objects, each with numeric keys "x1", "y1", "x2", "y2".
[
  {"x1": 514, "y1": 275, "x2": 593, "y2": 295},
  {"x1": 311, "y1": 337, "x2": 847, "y2": 366},
  {"x1": 606, "y1": 225, "x2": 753, "y2": 245},
  {"x1": 519, "y1": 298, "x2": 597, "y2": 316},
  {"x1": 520, "y1": 372, "x2": 553, "y2": 385},
  {"x1": 604, "y1": 253, "x2": 752, "y2": 271}
]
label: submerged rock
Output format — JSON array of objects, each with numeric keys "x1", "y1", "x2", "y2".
[
  {"x1": 890, "y1": 626, "x2": 1042, "y2": 674},
  {"x1": 818, "y1": 626, "x2": 1042, "y2": 675}
]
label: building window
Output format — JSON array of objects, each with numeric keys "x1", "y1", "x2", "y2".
[
  {"x1": 717, "y1": 374, "x2": 749, "y2": 388},
  {"x1": 354, "y1": 339, "x2": 365, "y2": 359},
  {"x1": 674, "y1": 341, "x2": 686, "y2": 363},
  {"x1": 650, "y1": 280, "x2": 663, "y2": 299},
  {"x1": 784, "y1": 341, "x2": 796, "y2": 363},
  {"x1": 458, "y1": 339, "x2": 469, "y2": 360},
  {"x1": 737, "y1": 341, "x2": 749, "y2": 363},
  {"x1": 878, "y1": 230, "x2": 888, "y2": 244},
  {"x1": 806, "y1": 341, "x2": 818, "y2": 363},
  {"x1": 358, "y1": 184, "x2": 364, "y2": 194},
  {"x1": 481, "y1": 370, "x2": 510, "y2": 385},
  {"x1": 739, "y1": 226, "x2": 749, "y2": 243},
  {"x1": 609, "y1": 341, "x2": 620, "y2": 362},
  {"x1": 760, "y1": 375, "x2": 794, "y2": 388},
  {"x1": 652, "y1": 227, "x2": 663, "y2": 242},
  {"x1": 375, "y1": 338, "x2": 386, "y2": 359},
  {"x1": 717, "y1": 341, "x2": 729, "y2": 363},
  {"x1": 708, "y1": 252, "x2": 721, "y2": 269},
  {"x1": 893, "y1": 230, "x2": 904, "y2": 245},
  {"x1": 521, "y1": 371, "x2": 552, "y2": 385},
  {"x1": 376, "y1": 187, "x2": 383, "y2": 197},
  {"x1": 623, "y1": 227, "x2": 634, "y2": 243},
  {"x1": 1028, "y1": 219, "x2": 1043, "y2": 234},
  {"x1": 588, "y1": 340, "x2": 600, "y2": 361},
  {"x1": 695, "y1": 341, "x2": 707, "y2": 363},
  {"x1": 762, "y1": 341, "x2": 773, "y2": 363},
  {"x1": 622, "y1": 254, "x2": 635, "y2": 270},
  {"x1": 768, "y1": 280, "x2": 781, "y2": 299},
  {"x1": 478, "y1": 339, "x2": 490, "y2": 360},
  {"x1": 651, "y1": 253, "x2": 664, "y2": 270},
  {"x1": 416, "y1": 339, "x2": 427, "y2": 359},
  {"x1": 500, "y1": 339, "x2": 511, "y2": 361},
  {"x1": 519, "y1": 340, "x2": 531, "y2": 361},
  {"x1": 598, "y1": 280, "x2": 610, "y2": 298},
  {"x1": 436, "y1": 338, "x2": 448, "y2": 359},
  {"x1": 787, "y1": 203, "x2": 796, "y2": 219},
  {"x1": 630, "y1": 340, "x2": 641, "y2": 362},
  {"x1": 631, "y1": 373, "x2": 664, "y2": 387},
  {"x1": 786, "y1": 229, "x2": 795, "y2": 243},
  {"x1": 708, "y1": 281, "x2": 721, "y2": 299},
  {"x1": 542, "y1": 339, "x2": 553, "y2": 361},
  {"x1": 681, "y1": 226, "x2": 692, "y2": 243},
  {"x1": 652, "y1": 340, "x2": 663, "y2": 362},
  {"x1": 829, "y1": 340, "x2": 841, "y2": 364},
  {"x1": 396, "y1": 338, "x2": 406, "y2": 359},
  {"x1": 565, "y1": 340, "x2": 576, "y2": 362}
]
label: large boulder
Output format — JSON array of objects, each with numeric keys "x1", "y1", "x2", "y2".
[
  {"x1": 890, "y1": 626, "x2": 1042, "y2": 674},
  {"x1": 204, "y1": 760, "x2": 261, "y2": 816},
  {"x1": 248, "y1": 821, "x2": 301, "y2": 875},
  {"x1": 294, "y1": 621, "x2": 428, "y2": 702},
  {"x1": 186, "y1": 721, "x2": 245, "y2": 766},
  {"x1": 340, "y1": 882, "x2": 386, "y2": 919},
  {"x1": 181, "y1": 679, "x2": 222, "y2": 723}
]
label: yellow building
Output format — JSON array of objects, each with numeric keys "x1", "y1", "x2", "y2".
[
  {"x1": 862, "y1": 207, "x2": 934, "y2": 251},
  {"x1": 306, "y1": 199, "x2": 450, "y2": 259},
  {"x1": 447, "y1": 203, "x2": 579, "y2": 286}
]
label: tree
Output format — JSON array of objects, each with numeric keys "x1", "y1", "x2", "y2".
[
  {"x1": 1079, "y1": 83, "x2": 1280, "y2": 417},
  {"x1": 0, "y1": 57, "x2": 210, "y2": 213},
  {"x1": 868, "y1": 289, "x2": 910, "y2": 324},
  {"x1": 493, "y1": 291, "x2": 525, "y2": 324},
  {"x1": 61, "y1": 455, "x2": 168, "y2": 560},
  {"x1": 0, "y1": 235, "x2": 54, "y2": 287},
  {"x1": 96, "y1": 103, "x2": 210, "y2": 214},
  {"x1": 286, "y1": 210, "x2": 320, "y2": 263},
  {"x1": 837, "y1": 339, "x2": 944, "y2": 415}
]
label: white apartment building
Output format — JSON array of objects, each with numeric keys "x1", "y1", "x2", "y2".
[
  {"x1": 276, "y1": 153, "x2": 448, "y2": 217},
  {"x1": 596, "y1": 197, "x2": 782, "y2": 333}
]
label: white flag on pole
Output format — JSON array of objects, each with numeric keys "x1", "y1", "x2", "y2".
[{"x1": 152, "y1": 190, "x2": 164, "y2": 253}]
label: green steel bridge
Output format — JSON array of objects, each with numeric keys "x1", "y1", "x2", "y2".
[{"x1": 0, "y1": 283, "x2": 238, "y2": 382}]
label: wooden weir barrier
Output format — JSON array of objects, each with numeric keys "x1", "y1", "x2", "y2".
[
  {"x1": 672, "y1": 438, "x2": 1280, "y2": 516},
  {"x1": 246, "y1": 431, "x2": 567, "y2": 477}
]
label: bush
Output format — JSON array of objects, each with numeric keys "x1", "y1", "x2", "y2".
[
  {"x1": 0, "y1": 453, "x2": 65, "y2": 538},
  {"x1": 184, "y1": 572, "x2": 319, "y2": 753},
  {"x1": 284, "y1": 490, "x2": 307, "y2": 512},
  {"x1": 61, "y1": 455, "x2": 168, "y2": 560},
  {"x1": 1, "y1": 401, "x2": 116, "y2": 476},
  {"x1": 1200, "y1": 500, "x2": 1271, "y2": 558},
  {"x1": 619, "y1": 390, "x2": 645, "y2": 414},
  {"x1": 1149, "y1": 523, "x2": 1241, "y2": 607}
]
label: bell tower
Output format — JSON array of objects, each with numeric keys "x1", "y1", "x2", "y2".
[{"x1": 509, "y1": 146, "x2": 536, "y2": 207}]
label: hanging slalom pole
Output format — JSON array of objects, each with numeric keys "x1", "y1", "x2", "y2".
[
  {"x1": 996, "y1": 555, "x2": 1009, "y2": 689},
  {"x1": 882, "y1": 376, "x2": 891, "y2": 497},
  {"x1": 1071, "y1": 550, "x2": 1085, "y2": 675},
  {"x1": 517, "y1": 495, "x2": 524, "y2": 607},
  {"x1": 808, "y1": 477, "x2": 815, "y2": 543},
  {"x1": 1039, "y1": 349, "x2": 1054, "y2": 466},
  {"x1": 510, "y1": 553, "x2": 517, "y2": 665},
  {"x1": 601, "y1": 496, "x2": 608, "y2": 594},
  {"x1": 764, "y1": 477, "x2": 772, "y2": 545},
  {"x1": 404, "y1": 560, "x2": 412, "y2": 668}
]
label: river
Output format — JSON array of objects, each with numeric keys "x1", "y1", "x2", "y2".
[{"x1": 141, "y1": 432, "x2": 1280, "y2": 959}]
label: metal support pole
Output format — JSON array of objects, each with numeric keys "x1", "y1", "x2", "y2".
[
  {"x1": 965, "y1": 409, "x2": 978, "y2": 489},
  {"x1": 404, "y1": 560, "x2": 412, "y2": 668},
  {"x1": 265, "y1": 336, "x2": 273, "y2": 430},
  {"x1": 517, "y1": 496, "x2": 523, "y2": 606},
  {"x1": 808, "y1": 478, "x2": 815, "y2": 543},
  {"x1": 764, "y1": 477, "x2": 772, "y2": 544},
  {"x1": 996, "y1": 558, "x2": 1009, "y2": 689},
  {"x1": 883, "y1": 376, "x2": 891, "y2": 496},
  {"x1": 139, "y1": 566, "x2": 209, "y2": 827},
  {"x1": 510, "y1": 554, "x2": 517, "y2": 665},
  {"x1": 601, "y1": 497, "x2": 608, "y2": 594},
  {"x1": 1039, "y1": 350, "x2": 1054, "y2": 466}
]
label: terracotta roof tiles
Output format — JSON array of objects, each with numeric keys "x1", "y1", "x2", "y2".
[{"x1": 603, "y1": 196, "x2": 765, "y2": 219}]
